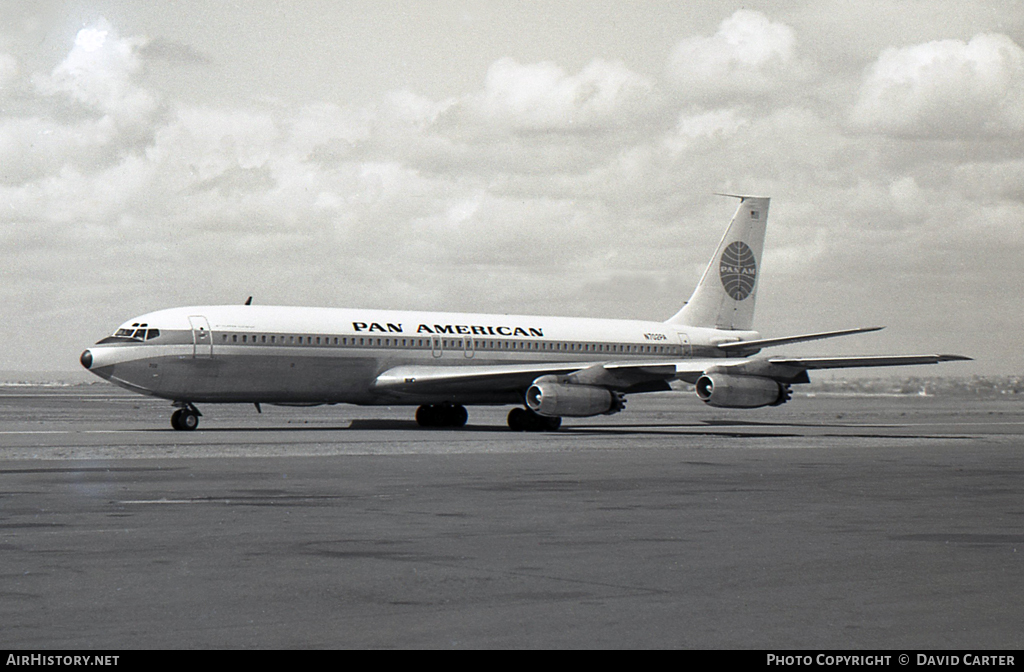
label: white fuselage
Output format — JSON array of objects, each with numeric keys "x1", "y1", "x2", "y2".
[{"x1": 82, "y1": 305, "x2": 755, "y2": 406}]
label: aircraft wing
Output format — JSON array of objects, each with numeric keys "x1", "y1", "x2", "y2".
[
  {"x1": 766, "y1": 354, "x2": 972, "y2": 369},
  {"x1": 373, "y1": 353, "x2": 971, "y2": 397},
  {"x1": 373, "y1": 359, "x2": 718, "y2": 396},
  {"x1": 373, "y1": 361, "x2": 610, "y2": 395}
]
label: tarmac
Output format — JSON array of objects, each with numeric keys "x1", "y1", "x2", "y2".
[{"x1": 1, "y1": 385, "x2": 1022, "y2": 649}]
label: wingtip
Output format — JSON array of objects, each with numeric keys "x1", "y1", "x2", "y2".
[{"x1": 938, "y1": 354, "x2": 973, "y2": 362}]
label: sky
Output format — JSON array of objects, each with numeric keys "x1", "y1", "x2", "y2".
[{"x1": 1, "y1": 0, "x2": 1021, "y2": 377}]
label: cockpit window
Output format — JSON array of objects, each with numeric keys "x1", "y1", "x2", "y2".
[{"x1": 112, "y1": 327, "x2": 160, "y2": 341}]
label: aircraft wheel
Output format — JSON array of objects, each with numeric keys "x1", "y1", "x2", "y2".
[
  {"x1": 416, "y1": 405, "x2": 437, "y2": 427},
  {"x1": 507, "y1": 407, "x2": 526, "y2": 431},
  {"x1": 180, "y1": 411, "x2": 199, "y2": 431},
  {"x1": 447, "y1": 404, "x2": 468, "y2": 427},
  {"x1": 417, "y1": 404, "x2": 468, "y2": 428},
  {"x1": 172, "y1": 408, "x2": 199, "y2": 431},
  {"x1": 508, "y1": 407, "x2": 560, "y2": 432}
]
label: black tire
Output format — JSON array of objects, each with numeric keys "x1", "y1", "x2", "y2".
[
  {"x1": 417, "y1": 404, "x2": 468, "y2": 428},
  {"x1": 507, "y1": 407, "x2": 528, "y2": 431},
  {"x1": 180, "y1": 411, "x2": 199, "y2": 431},
  {"x1": 508, "y1": 407, "x2": 560, "y2": 432},
  {"x1": 171, "y1": 409, "x2": 184, "y2": 430},
  {"x1": 447, "y1": 405, "x2": 468, "y2": 427},
  {"x1": 416, "y1": 405, "x2": 439, "y2": 427},
  {"x1": 542, "y1": 415, "x2": 561, "y2": 431}
]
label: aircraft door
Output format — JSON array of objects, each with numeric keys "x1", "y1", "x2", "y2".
[
  {"x1": 464, "y1": 335, "x2": 475, "y2": 358},
  {"x1": 676, "y1": 332, "x2": 692, "y2": 357},
  {"x1": 189, "y1": 316, "x2": 213, "y2": 358},
  {"x1": 431, "y1": 335, "x2": 442, "y2": 358}
]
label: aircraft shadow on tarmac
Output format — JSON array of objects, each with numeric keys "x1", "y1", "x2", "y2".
[
  {"x1": 160, "y1": 418, "x2": 886, "y2": 439},
  {"x1": 142, "y1": 417, "x2": 967, "y2": 440}
]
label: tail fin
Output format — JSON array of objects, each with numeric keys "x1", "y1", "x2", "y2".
[{"x1": 666, "y1": 195, "x2": 769, "y2": 330}]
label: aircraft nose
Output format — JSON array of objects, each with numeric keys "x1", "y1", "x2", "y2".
[{"x1": 80, "y1": 350, "x2": 93, "y2": 369}]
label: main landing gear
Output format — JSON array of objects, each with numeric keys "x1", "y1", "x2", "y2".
[
  {"x1": 415, "y1": 403, "x2": 468, "y2": 428},
  {"x1": 507, "y1": 407, "x2": 561, "y2": 432},
  {"x1": 171, "y1": 403, "x2": 201, "y2": 431}
]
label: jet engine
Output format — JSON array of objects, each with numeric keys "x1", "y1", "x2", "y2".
[
  {"x1": 525, "y1": 380, "x2": 625, "y2": 417},
  {"x1": 695, "y1": 373, "x2": 791, "y2": 408}
]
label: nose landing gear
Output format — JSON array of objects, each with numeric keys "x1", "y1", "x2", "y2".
[{"x1": 171, "y1": 403, "x2": 202, "y2": 431}]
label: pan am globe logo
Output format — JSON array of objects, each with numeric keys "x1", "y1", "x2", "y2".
[{"x1": 719, "y1": 241, "x2": 757, "y2": 300}]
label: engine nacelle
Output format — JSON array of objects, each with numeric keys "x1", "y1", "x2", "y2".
[
  {"x1": 695, "y1": 374, "x2": 791, "y2": 408},
  {"x1": 525, "y1": 381, "x2": 624, "y2": 417}
]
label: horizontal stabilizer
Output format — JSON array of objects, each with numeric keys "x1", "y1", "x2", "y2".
[{"x1": 717, "y1": 327, "x2": 884, "y2": 353}]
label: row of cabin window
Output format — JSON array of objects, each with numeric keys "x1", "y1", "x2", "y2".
[{"x1": 220, "y1": 333, "x2": 675, "y2": 354}]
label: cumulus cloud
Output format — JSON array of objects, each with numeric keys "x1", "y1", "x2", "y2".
[
  {"x1": 662, "y1": 107, "x2": 748, "y2": 155},
  {"x1": 438, "y1": 57, "x2": 654, "y2": 133},
  {"x1": 33, "y1": 18, "x2": 160, "y2": 127},
  {"x1": 850, "y1": 33, "x2": 1024, "y2": 138},
  {"x1": 139, "y1": 38, "x2": 212, "y2": 66},
  {"x1": 666, "y1": 10, "x2": 813, "y2": 101}
]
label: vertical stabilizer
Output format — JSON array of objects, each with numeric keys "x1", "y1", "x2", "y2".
[{"x1": 666, "y1": 196, "x2": 769, "y2": 330}]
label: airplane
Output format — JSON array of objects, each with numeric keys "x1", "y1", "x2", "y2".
[{"x1": 79, "y1": 196, "x2": 969, "y2": 431}]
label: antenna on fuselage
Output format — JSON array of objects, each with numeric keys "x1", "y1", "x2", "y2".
[{"x1": 245, "y1": 296, "x2": 253, "y2": 305}]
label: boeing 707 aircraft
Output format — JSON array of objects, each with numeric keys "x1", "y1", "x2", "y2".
[{"x1": 80, "y1": 196, "x2": 969, "y2": 431}]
